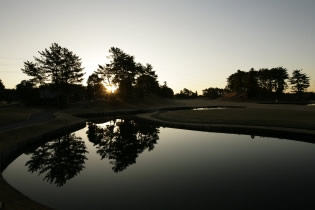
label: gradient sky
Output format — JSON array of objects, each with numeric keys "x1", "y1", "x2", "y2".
[{"x1": 1, "y1": 0, "x2": 314, "y2": 93}]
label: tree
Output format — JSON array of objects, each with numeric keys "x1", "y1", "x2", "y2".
[
  {"x1": 86, "y1": 72, "x2": 106, "y2": 100},
  {"x1": 226, "y1": 70, "x2": 247, "y2": 93},
  {"x1": 0, "y1": 79, "x2": 4, "y2": 91},
  {"x1": 246, "y1": 68, "x2": 258, "y2": 98},
  {"x1": 97, "y1": 47, "x2": 173, "y2": 100},
  {"x1": 86, "y1": 119, "x2": 159, "y2": 173},
  {"x1": 176, "y1": 88, "x2": 197, "y2": 98},
  {"x1": 158, "y1": 82, "x2": 174, "y2": 98},
  {"x1": 105, "y1": 47, "x2": 138, "y2": 100},
  {"x1": 135, "y1": 64, "x2": 159, "y2": 97},
  {"x1": 0, "y1": 79, "x2": 4, "y2": 101},
  {"x1": 202, "y1": 87, "x2": 224, "y2": 99},
  {"x1": 16, "y1": 80, "x2": 41, "y2": 104},
  {"x1": 270, "y1": 67, "x2": 289, "y2": 94},
  {"x1": 25, "y1": 133, "x2": 88, "y2": 187},
  {"x1": 290, "y1": 69, "x2": 310, "y2": 94},
  {"x1": 21, "y1": 43, "x2": 85, "y2": 87},
  {"x1": 21, "y1": 43, "x2": 85, "y2": 106}
]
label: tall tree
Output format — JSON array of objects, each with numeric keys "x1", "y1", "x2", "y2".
[
  {"x1": 21, "y1": 43, "x2": 85, "y2": 87},
  {"x1": 135, "y1": 64, "x2": 159, "y2": 97},
  {"x1": 246, "y1": 68, "x2": 258, "y2": 98},
  {"x1": 97, "y1": 47, "x2": 138, "y2": 100},
  {"x1": 226, "y1": 70, "x2": 247, "y2": 92},
  {"x1": 0, "y1": 79, "x2": 4, "y2": 101},
  {"x1": 158, "y1": 82, "x2": 174, "y2": 98},
  {"x1": 290, "y1": 69, "x2": 310, "y2": 94},
  {"x1": 270, "y1": 67, "x2": 289, "y2": 94},
  {"x1": 86, "y1": 72, "x2": 106, "y2": 100},
  {"x1": 0, "y1": 79, "x2": 5, "y2": 90}
]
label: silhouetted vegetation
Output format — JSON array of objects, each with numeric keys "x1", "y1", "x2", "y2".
[
  {"x1": 0, "y1": 79, "x2": 4, "y2": 91},
  {"x1": 2, "y1": 43, "x2": 314, "y2": 106},
  {"x1": 15, "y1": 80, "x2": 40, "y2": 105},
  {"x1": 225, "y1": 67, "x2": 313, "y2": 99},
  {"x1": 175, "y1": 88, "x2": 198, "y2": 99},
  {"x1": 223, "y1": 67, "x2": 315, "y2": 102},
  {"x1": 22, "y1": 43, "x2": 85, "y2": 87},
  {"x1": 20, "y1": 43, "x2": 85, "y2": 106},
  {"x1": 25, "y1": 133, "x2": 88, "y2": 187},
  {"x1": 290, "y1": 69, "x2": 310, "y2": 94},
  {"x1": 158, "y1": 81, "x2": 174, "y2": 98},
  {"x1": 86, "y1": 72, "x2": 107, "y2": 100},
  {"x1": 0, "y1": 79, "x2": 4, "y2": 101},
  {"x1": 92, "y1": 47, "x2": 173, "y2": 101},
  {"x1": 202, "y1": 87, "x2": 225, "y2": 99},
  {"x1": 86, "y1": 119, "x2": 159, "y2": 172}
]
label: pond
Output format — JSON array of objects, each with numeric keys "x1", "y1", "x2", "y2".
[
  {"x1": 193, "y1": 107, "x2": 226, "y2": 111},
  {"x1": 3, "y1": 119, "x2": 315, "y2": 209}
]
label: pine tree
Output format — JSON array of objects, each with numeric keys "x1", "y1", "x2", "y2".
[
  {"x1": 21, "y1": 43, "x2": 84, "y2": 87},
  {"x1": 290, "y1": 69, "x2": 310, "y2": 94}
]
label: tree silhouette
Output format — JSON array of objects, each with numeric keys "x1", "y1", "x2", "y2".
[
  {"x1": 22, "y1": 43, "x2": 84, "y2": 86},
  {"x1": 86, "y1": 72, "x2": 107, "y2": 100},
  {"x1": 290, "y1": 69, "x2": 310, "y2": 94},
  {"x1": 226, "y1": 67, "x2": 289, "y2": 98},
  {"x1": 158, "y1": 81, "x2": 174, "y2": 98},
  {"x1": 0, "y1": 79, "x2": 4, "y2": 91},
  {"x1": 15, "y1": 80, "x2": 41, "y2": 105},
  {"x1": 246, "y1": 68, "x2": 258, "y2": 98},
  {"x1": 96, "y1": 47, "x2": 173, "y2": 101},
  {"x1": 86, "y1": 122, "x2": 105, "y2": 145},
  {"x1": 135, "y1": 64, "x2": 160, "y2": 98},
  {"x1": 21, "y1": 43, "x2": 85, "y2": 106},
  {"x1": 270, "y1": 67, "x2": 289, "y2": 94},
  {"x1": 202, "y1": 87, "x2": 224, "y2": 99},
  {"x1": 86, "y1": 119, "x2": 159, "y2": 173},
  {"x1": 25, "y1": 133, "x2": 88, "y2": 187},
  {"x1": 0, "y1": 79, "x2": 4, "y2": 101},
  {"x1": 176, "y1": 88, "x2": 198, "y2": 98},
  {"x1": 226, "y1": 70, "x2": 248, "y2": 93}
]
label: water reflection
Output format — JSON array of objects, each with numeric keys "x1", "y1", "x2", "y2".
[
  {"x1": 87, "y1": 119, "x2": 159, "y2": 172},
  {"x1": 25, "y1": 133, "x2": 88, "y2": 187}
]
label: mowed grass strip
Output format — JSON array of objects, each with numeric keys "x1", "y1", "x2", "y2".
[{"x1": 155, "y1": 108, "x2": 315, "y2": 130}]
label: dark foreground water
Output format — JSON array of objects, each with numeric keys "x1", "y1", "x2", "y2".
[{"x1": 3, "y1": 119, "x2": 315, "y2": 209}]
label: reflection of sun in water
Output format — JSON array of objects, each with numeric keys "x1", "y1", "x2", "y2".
[{"x1": 106, "y1": 85, "x2": 118, "y2": 93}]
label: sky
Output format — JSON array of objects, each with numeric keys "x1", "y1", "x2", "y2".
[{"x1": 0, "y1": 0, "x2": 314, "y2": 93}]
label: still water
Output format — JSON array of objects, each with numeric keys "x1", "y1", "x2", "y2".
[{"x1": 3, "y1": 119, "x2": 315, "y2": 209}]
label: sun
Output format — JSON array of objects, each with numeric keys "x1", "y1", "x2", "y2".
[{"x1": 106, "y1": 85, "x2": 118, "y2": 94}]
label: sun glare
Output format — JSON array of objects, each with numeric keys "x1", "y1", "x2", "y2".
[{"x1": 106, "y1": 85, "x2": 118, "y2": 94}]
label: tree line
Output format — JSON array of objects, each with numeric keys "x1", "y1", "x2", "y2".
[
  {"x1": 0, "y1": 43, "x2": 174, "y2": 106},
  {"x1": 201, "y1": 67, "x2": 311, "y2": 100},
  {"x1": 0, "y1": 43, "x2": 313, "y2": 105},
  {"x1": 226, "y1": 67, "x2": 310, "y2": 97}
]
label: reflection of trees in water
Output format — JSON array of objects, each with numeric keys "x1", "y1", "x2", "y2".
[
  {"x1": 25, "y1": 133, "x2": 88, "y2": 187},
  {"x1": 87, "y1": 119, "x2": 159, "y2": 172}
]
